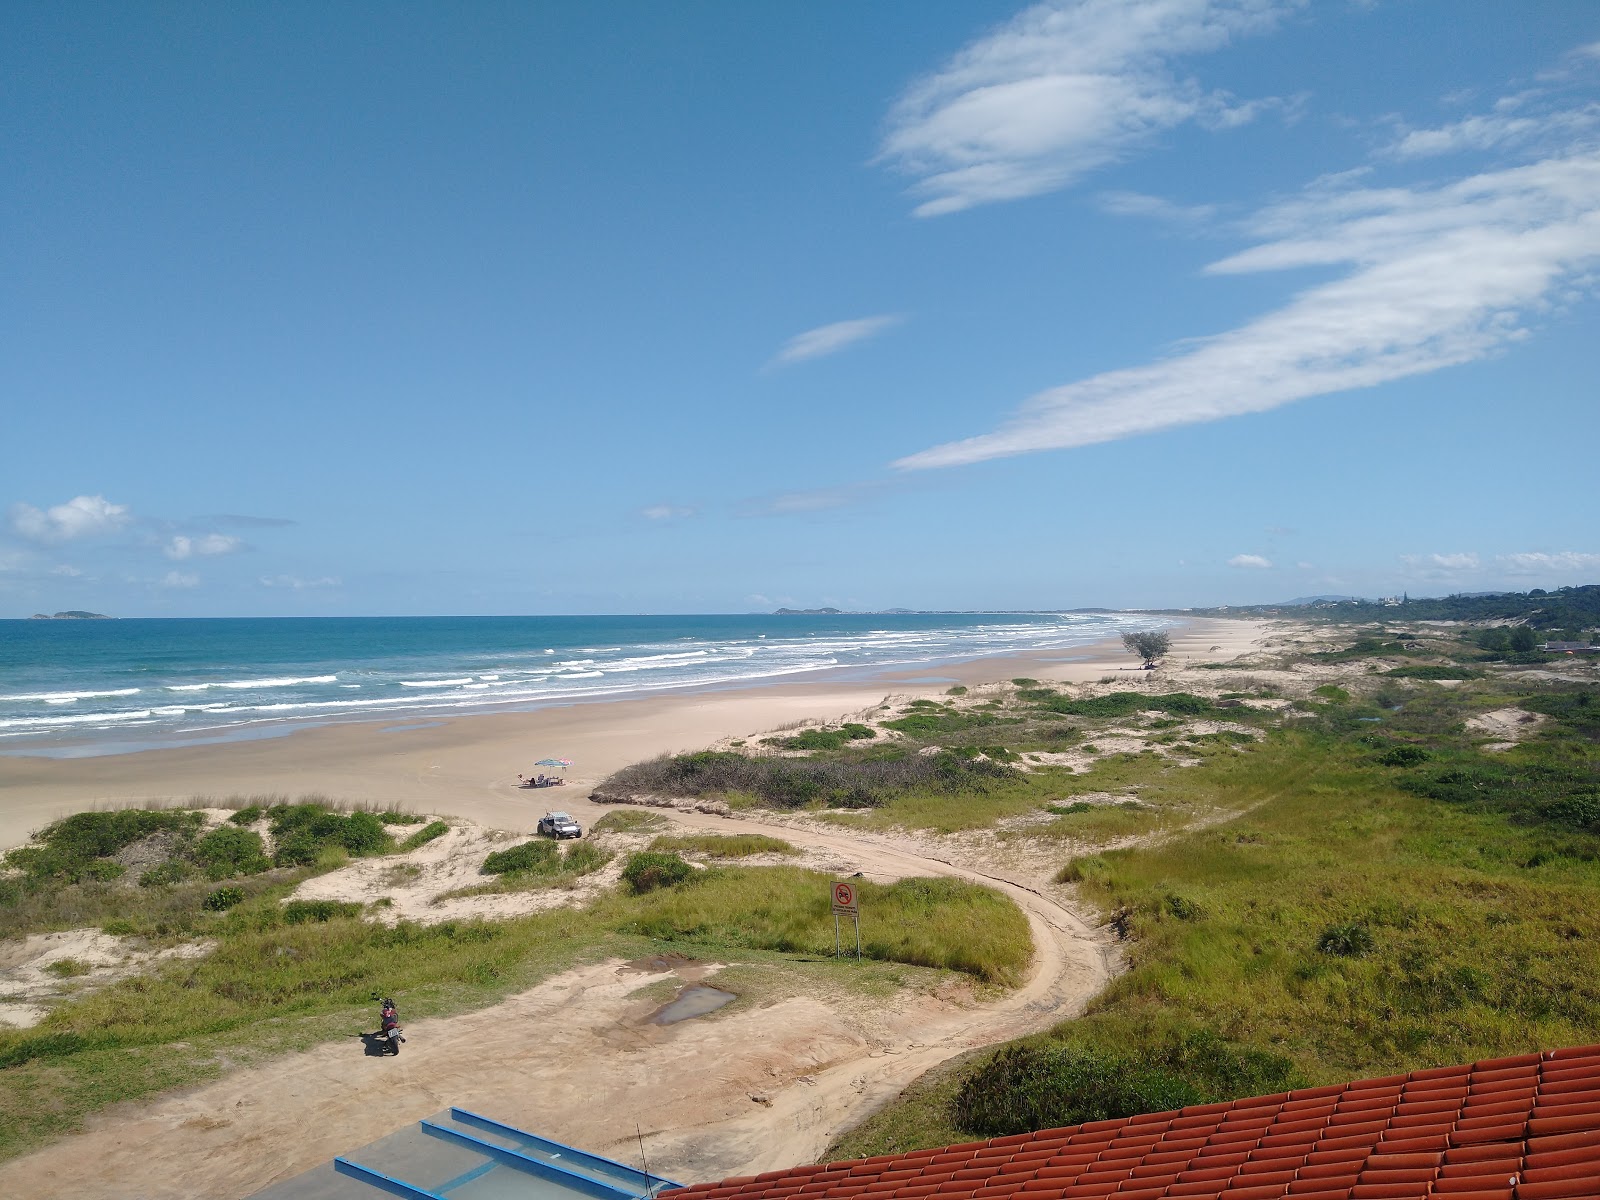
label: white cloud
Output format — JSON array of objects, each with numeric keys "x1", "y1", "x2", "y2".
[
  {"x1": 1497, "y1": 551, "x2": 1600, "y2": 574},
  {"x1": 1097, "y1": 190, "x2": 1218, "y2": 223},
  {"x1": 1386, "y1": 101, "x2": 1600, "y2": 161},
  {"x1": 259, "y1": 574, "x2": 341, "y2": 590},
  {"x1": 1228, "y1": 554, "x2": 1272, "y2": 568},
  {"x1": 51, "y1": 564, "x2": 83, "y2": 577},
  {"x1": 1400, "y1": 552, "x2": 1482, "y2": 578},
  {"x1": 895, "y1": 139, "x2": 1600, "y2": 469},
  {"x1": 879, "y1": 0, "x2": 1299, "y2": 216},
  {"x1": 641, "y1": 504, "x2": 695, "y2": 521},
  {"x1": 9, "y1": 494, "x2": 131, "y2": 543},
  {"x1": 161, "y1": 570, "x2": 199, "y2": 589},
  {"x1": 770, "y1": 315, "x2": 903, "y2": 367},
  {"x1": 165, "y1": 533, "x2": 242, "y2": 560}
]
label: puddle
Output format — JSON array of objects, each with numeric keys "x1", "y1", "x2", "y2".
[{"x1": 648, "y1": 985, "x2": 736, "y2": 1025}]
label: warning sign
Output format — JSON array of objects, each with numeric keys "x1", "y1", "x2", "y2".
[{"x1": 832, "y1": 880, "x2": 859, "y2": 916}]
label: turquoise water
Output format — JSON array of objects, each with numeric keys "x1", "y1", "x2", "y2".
[{"x1": 0, "y1": 612, "x2": 1147, "y2": 753}]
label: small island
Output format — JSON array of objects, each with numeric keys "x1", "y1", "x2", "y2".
[{"x1": 28, "y1": 610, "x2": 112, "y2": 620}]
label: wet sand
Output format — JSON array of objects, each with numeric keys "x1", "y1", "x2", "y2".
[{"x1": 0, "y1": 617, "x2": 1265, "y2": 850}]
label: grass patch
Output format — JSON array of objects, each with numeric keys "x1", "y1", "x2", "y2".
[
  {"x1": 647, "y1": 833, "x2": 798, "y2": 858},
  {"x1": 834, "y1": 690, "x2": 1600, "y2": 1159},
  {"x1": 599, "y1": 867, "x2": 1031, "y2": 985},
  {"x1": 398, "y1": 820, "x2": 449, "y2": 852},
  {"x1": 589, "y1": 810, "x2": 668, "y2": 835}
]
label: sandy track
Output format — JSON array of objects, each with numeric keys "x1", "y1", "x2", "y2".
[{"x1": 0, "y1": 811, "x2": 1113, "y2": 1200}]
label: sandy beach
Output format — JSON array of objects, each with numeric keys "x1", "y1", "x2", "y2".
[{"x1": 0, "y1": 617, "x2": 1264, "y2": 851}]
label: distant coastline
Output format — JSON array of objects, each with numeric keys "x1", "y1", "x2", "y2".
[{"x1": 27, "y1": 611, "x2": 111, "y2": 620}]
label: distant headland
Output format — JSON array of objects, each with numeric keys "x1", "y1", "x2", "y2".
[{"x1": 28, "y1": 610, "x2": 112, "y2": 620}]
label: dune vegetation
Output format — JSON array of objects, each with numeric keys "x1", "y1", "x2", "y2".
[{"x1": 829, "y1": 640, "x2": 1600, "y2": 1160}]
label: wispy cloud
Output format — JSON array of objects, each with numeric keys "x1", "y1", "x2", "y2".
[
  {"x1": 259, "y1": 574, "x2": 341, "y2": 590},
  {"x1": 769, "y1": 315, "x2": 903, "y2": 367},
  {"x1": 1402, "y1": 552, "x2": 1481, "y2": 571},
  {"x1": 1097, "y1": 190, "x2": 1219, "y2": 223},
  {"x1": 161, "y1": 570, "x2": 200, "y2": 589},
  {"x1": 165, "y1": 533, "x2": 242, "y2": 560},
  {"x1": 641, "y1": 504, "x2": 696, "y2": 521},
  {"x1": 1498, "y1": 550, "x2": 1600, "y2": 574},
  {"x1": 9, "y1": 494, "x2": 131, "y2": 543},
  {"x1": 1228, "y1": 554, "x2": 1272, "y2": 569},
  {"x1": 879, "y1": 0, "x2": 1299, "y2": 217},
  {"x1": 896, "y1": 106, "x2": 1600, "y2": 469},
  {"x1": 199, "y1": 513, "x2": 297, "y2": 529}
]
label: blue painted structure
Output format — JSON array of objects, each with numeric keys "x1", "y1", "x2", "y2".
[{"x1": 255, "y1": 1108, "x2": 681, "y2": 1200}]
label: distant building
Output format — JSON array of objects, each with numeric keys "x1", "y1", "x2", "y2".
[{"x1": 1542, "y1": 641, "x2": 1599, "y2": 654}]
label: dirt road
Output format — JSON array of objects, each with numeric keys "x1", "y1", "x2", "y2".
[{"x1": 0, "y1": 811, "x2": 1113, "y2": 1200}]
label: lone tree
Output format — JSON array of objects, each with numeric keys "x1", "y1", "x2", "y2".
[{"x1": 1122, "y1": 630, "x2": 1171, "y2": 669}]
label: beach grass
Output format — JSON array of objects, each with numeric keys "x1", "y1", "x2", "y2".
[
  {"x1": 0, "y1": 860, "x2": 1028, "y2": 1162},
  {"x1": 647, "y1": 832, "x2": 799, "y2": 858},
  {"x1": 827, "y1": 679, "x2": 1600, "y2": 1161}
]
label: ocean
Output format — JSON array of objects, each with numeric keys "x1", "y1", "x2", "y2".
[{"x1": 0, "y1": 612, "x2": 1152, "y2": 755}]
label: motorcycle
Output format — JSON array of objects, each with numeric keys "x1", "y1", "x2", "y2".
[{"x1": 374, "y1": 993, "x2": 405, "y2": 1056}]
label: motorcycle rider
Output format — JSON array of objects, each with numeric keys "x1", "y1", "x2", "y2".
[{"x1": 378, "y1": 996, "x2": 403, "y2": 1053}]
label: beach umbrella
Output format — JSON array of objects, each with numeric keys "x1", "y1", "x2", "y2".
[{"x1": 534, "y1": 758, "x2": 573, "y2": 767}]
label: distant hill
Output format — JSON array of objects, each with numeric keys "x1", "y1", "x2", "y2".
[
  {"x1": 28, "y1": 610, "x2": 111, "y2": 620},
  {"x1": 774, "y1": 607, "x2": 844, "y2": 615},
  {"x1": 1190, "y1": 584, "x2": 1600, "y2": 631}
]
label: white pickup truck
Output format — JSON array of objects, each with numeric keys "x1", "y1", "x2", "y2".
[{"x1": 536, "y1": 811, "x2": 582, "y2": 839}]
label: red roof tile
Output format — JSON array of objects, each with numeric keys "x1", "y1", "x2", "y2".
[{"x1": 662, "y1": 1047, "x2": 1600, "y2": 1200}]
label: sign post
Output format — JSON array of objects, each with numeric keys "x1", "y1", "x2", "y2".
[{"x1": 831, "y1": 880, "x2": 861, "y2": 962}]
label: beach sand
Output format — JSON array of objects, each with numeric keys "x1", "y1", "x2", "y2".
[{"x1": 0, "y1": 617, "x2": 1267, "y2": 851}]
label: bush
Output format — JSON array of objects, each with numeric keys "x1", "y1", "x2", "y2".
[
  {"x1": 281, "y1": 899, "x2": 363, "y2": 924},
  {"x1": 621, "y1": 851, "x2": 693, "y2": 894},
  {"x1": 1386, "y1": 665, "x2": 1478, "y2": 680},
  {"x1": 268, "y1": 804, "x2": 392, "y2": 865},
  {"x1": 1314, "y1": 685, "x2": 1351, "y2": 703},
  {"x1": 1379, "y1": 745, "x2": 1432, "y2": 766},
  {"x1": 1317, "y1": 922, "x2": 1375, "y2": 957},
  {"x1": 953, "y1": 1029, "x2": 1295, "y2": 1137},
  {"x1": 203, "y1": 886, "x2": 245, "y2": 911},
  {"x1": 192, "y1": 825, "x2": 270, "y2": 879},
  {"x1": 228, "y1": 806, "x2": 263, "y2": 826},
  {"x1": 15, "y1": 809, "x2": 201, "y2": 883},
  {"x1": 481, "y1": 840, "x2": 560, "y2": 876},
  {"x1": 138, "y1": 861, "x2": 190, "y2": 888}
]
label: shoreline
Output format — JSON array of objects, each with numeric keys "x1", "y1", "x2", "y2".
[{"x1": 0, "y1": 616, "x2": 1266, "y2": 851}]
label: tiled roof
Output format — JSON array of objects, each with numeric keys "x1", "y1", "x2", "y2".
[{"x1": 664, "y1": 1045, "x2": 1600, "y2": 1200}]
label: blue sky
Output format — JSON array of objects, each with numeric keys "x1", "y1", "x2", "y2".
[{"x1": 3, "y1": 0, "x2": 1598, "y2": 617}]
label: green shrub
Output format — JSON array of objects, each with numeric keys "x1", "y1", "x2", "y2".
[
  {"x1": 138, "y1": 861, "x2": 190, "y2": 888},
  {"x1": 621, "y1": 851, "x2": 693, "y2": 894},
  {"x1": 14, "y1": 809, "x2": 201, "y2": 884},
  {"x1": 399, "y1": 820, "x2": 449, "y2": 852},
  {"x1": 482, "y1": 840, "x2": 561, "y2": 876},
  {"x1": 281, "y1": 899, "x2": 363, "y2": 924},
  {"x1": 1317, "y1": 922, "x2": 1376, "y2": 957},
  {"x1": 203, "y1": 886, "x2": 245, "y2": 911},
  {"x1": 1386, "y1": 665, "x2": 1478, "y2": 680},
  {"x1": 192, "y1": 825, "x2": 270, "y2": 879},
  {"x1": 1379, "y1": 745, "x2": 1432, "y2": 766},
  {"x1": 378, "y1": 810, "x2": 425, "y2": 824},
  {"x1": 560, "y1": 842, "x2": 612, "y2": 875},
  {"x1": 228, "y1": 806, "x2": 263, "y2": 826},
  {"x1": 953, "y1": 1030, "x2": 1296, "y2": 1137},
  {"x1": 946, "y1": 686, "x2": 968, "y2": 696},
  {"x1": 1314, "y1": 685, "x2": 1352, "y2": 703},
  {"x1": 101, "y1": 919, "x2": 136, "y2": 937},
  {"x1": 45, "y1": 958, "x2": 89, "y2": 978}
]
